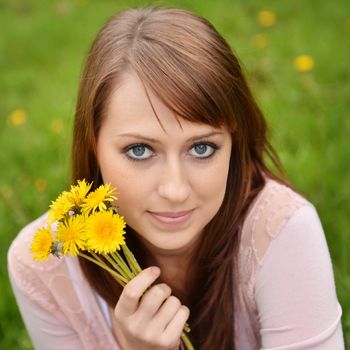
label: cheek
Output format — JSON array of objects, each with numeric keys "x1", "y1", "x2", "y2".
[
  {"x1": 115, "y1": 176, "x2": 149, "y2": 208},
  {"x1": 97, "y1": 148, "x2": 156, "y2": 217},
  {"x1": 97, "y1": 140, "x2": 138, "y2": 190},
  {"x1": 204, "y1": 155, "x2": 230, "y2": 207},
  {"x1": 98, "y1": 161, "x2": 153, "y2": 216},
  {"x1": 204, "y1": 173, "x2": 227, "y2": 208},
  {"x1": 192, "y1": 160, "x2": 229, "y2": 206},
  {"x1": 209, "y1": 149, "x2": 231, "y2": 187}
]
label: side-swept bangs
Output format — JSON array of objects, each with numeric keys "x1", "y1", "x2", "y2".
[{"x1": 124, "y1": 8, "x2": 239, "y2": 131}]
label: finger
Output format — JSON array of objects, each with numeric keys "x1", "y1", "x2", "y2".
[
  {"x1": 137, "y1": 283, "x2": 172, "y2": 318},
  {"x1": 151, "y1": 295, "x2": 181, "y2": 330},
  {"x1": 115, "y1": 266, "x2": 160, "y2": 317},
  {"x1": 162, "y1": 305, "x2": 190, "y2": 340}
]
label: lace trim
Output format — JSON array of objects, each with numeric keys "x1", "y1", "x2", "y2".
[
  {"x1": 9, "y1": 213, "x2": 120, "y2": 349},
  {"x1": 238, "y1": 180, "x2": 309, "y2": 316}
]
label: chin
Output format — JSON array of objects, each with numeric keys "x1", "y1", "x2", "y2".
[{"x1": 141, "y1": 231, "x2": 202, "y2": 256}]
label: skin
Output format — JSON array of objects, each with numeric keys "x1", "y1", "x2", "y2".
[{"x1": 96, "y1": 70, "x2": 232, "y2": 349}]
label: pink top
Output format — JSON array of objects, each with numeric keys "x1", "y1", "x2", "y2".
[{"x1": 7, "y1": 179, "x2": 344, "y2": 349}]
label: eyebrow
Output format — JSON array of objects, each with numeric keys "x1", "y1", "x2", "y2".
[{"x1": 116, "y1": 131, "x2": 224, "y2": 143}]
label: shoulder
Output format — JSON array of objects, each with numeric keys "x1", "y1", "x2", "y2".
[
  {"x1": 7, "y1": 213, "x2": 66, "y2": 312},
  {"x1": 237, "y1": 178, "x2": 331, "y2": 309},
  {"x1": 8, "y1": 212, "x2": 63, "y2": 273},
  {"x1": 7, "y1": 216, "x2": 118, "y2": 348},
  {"x1": 252, "y1": 194, "x2": 344, "y2": 348},
  {"x1": 238, "y1": 179, "x2": 314, "y2": 293},
  {"x1": 240, "y1": 178, "x2": 311, "y2": 263}
]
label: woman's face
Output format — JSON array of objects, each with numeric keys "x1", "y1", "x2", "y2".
[{"x1": 97, "y1": 71, "x2": 232, "y2": 257}]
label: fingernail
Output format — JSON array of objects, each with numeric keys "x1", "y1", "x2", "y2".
[{"x1": 150, "y1": 266, "x2": 160, "y2": 275}]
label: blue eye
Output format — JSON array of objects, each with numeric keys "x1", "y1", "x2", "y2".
[
  {"x1": 125, "y1": 144, "x2": 153, "y2": 161},
  {"x1": 189, "y1": 142, "x2": 217, "y2": 158}
]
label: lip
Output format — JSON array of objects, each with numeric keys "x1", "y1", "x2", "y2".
[{"x1": 148, "y1": 209, "x2": 194, "y2": 226}]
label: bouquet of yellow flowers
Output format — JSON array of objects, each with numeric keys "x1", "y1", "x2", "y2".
[{"x1": 30, "y1": 180, "x2": 194, "y2": 349}]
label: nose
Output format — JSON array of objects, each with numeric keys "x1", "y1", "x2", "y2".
[{"x1": 157, "y1": 157, "x2": 191, "y2": 204}]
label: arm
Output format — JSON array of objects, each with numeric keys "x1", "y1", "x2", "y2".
[
  {"x1": 10, "y1": 275, "x2": 85, "y2": 350},
  {"x1": 7, "y1": 214, "x2": 86, "y2": 350},
  {"x1": 10, "y1": 266, "x2": 84, "y2": 350},
  {"x1": 255, "y1": 205, "x2": 344, "y2": 349}
]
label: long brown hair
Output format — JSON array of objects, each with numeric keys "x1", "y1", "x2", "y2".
[{"x1": 72, "y1": 7, "x2": 287, "y2": 349}]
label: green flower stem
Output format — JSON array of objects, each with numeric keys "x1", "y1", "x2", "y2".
[
  {"x1": 104, "y1": 253, "x2": 132, "y2": 281},
  {"x1": 90, "y1": 252, "x2": 111, "y2": 270},
  {"x1": 90, "y1": 252, "x2": 110, "y2": 268},
  {"x1": 78, "y1": 252, "x2": 128, "y2": 285},
  {"x1": 119, "y1": 246, "x2": 192, "y2": 347},
  {"x1": 181, "y1": 331, "x2": 195, "y2": 350},
  {"x1": 91, "y1": 252, "x2": 130, "y2": 283},
  {"x1": 79, "y1": 252, "x2": 193, "y2": 348},
  {"x1": 110, "y1": 251, "x2": 135, "y2": 280},
  {"x1": 120, "y1": 247, "x2": 193, "y2": 348},
  {"x1": 115, "y1": 250, "x2": 136, "y2": 276},
  {"x1": 121, "y1": 244, "x2": 142, "y2": 275}
]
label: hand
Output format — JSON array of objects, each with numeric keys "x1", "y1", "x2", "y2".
[{"x1": 113, "y1": 266, "x2": 190, "y2": 350}]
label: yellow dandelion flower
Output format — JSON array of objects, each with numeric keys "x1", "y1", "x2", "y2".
[
  {"x1": 85, "y1": 211, "x2": 126, "y2": 254},
  {"x1": 293, "y1": 55, "x2": 314, "y2": 72},
  {"x1": 56, "y1": 215, "x2": 86, "y2": 256},
  {"x1": 252, "y1": 33, "x2": 269, "y2": 48},
  {"x1": 258, "y1": 10, "x2": 276, "y2": 27},
  {"x1": 48, "y1": 190, "x2": 74, "y2": 223},
  {"x1": 81, "y1": 183, "x2": 117, "y2": 214},
  {"x1": 35, "y1": 178, "x2": 47, "y2": 192},
  {"x1": 8, "y1": 109, "x2": 27, "y2": 126},
  {"x1": 69, "y1": 180, "x2": 92, "y2": 207},
  {"x1": 51, "y1": 119, "x2": 64, "y2": 134},
  {"x1": 31, "y1": 227, "x2": 53, "y2": 261},
  {"x1": 345, "y1": 19, "x2": 350, "y2": 31},
  {"x1": 0, "y1": 184, "x2": 14, "y2": 199},
  {"x1": 74, "y1": 0, "x2": 87, "y2": 6}
]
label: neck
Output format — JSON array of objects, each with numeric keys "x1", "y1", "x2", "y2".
[
  {"x1": 141, "y1": 242, "x2": 196, "y2": 304},
  {"x1": 136, "y1": 232, "x2": 200, "y2": 272},
  {"x1": 156, "y1": 255, "x2": 190, "y2": 304},
  {"x1": 152, "y1": 247, "x2": 191, "y2": 281}
]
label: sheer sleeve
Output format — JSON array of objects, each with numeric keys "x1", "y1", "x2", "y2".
[
  {"x1": 10, "y1": 274, "x2": 85, "y2": 350},
  {"x1": 7, "y1": 213, "x2": 119, "y2": 350},
  {"x1": 255, "y1": 204, "x2": 344, "y2": 349}
]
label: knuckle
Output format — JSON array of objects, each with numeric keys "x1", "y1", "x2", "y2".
[
  {"x1": 159, "y1": 337, "x2": 178, "y2": 349},
  {"x1": 127, "y1": 320, "x2": 141, "y2": 337},
  {"x1": 140, "y1": 330, "x2": 157, "y2": 345},
  {"x1": 125, "y1": 326, "x2": 139, "y2": 339},
  {"x1": 151, "y1": 283, "x2": 171, "y2": 298},
  {"x1": 113, "y1": 308, "x2": 122, "y2": 322},
  {"x1": 123, "y1": 285, "x2": 138, "y2": 301},
  {"x1": 168, "y1": 295, "x2": 181, "y2": 308},
  {"x1": 180, "y1": 305, "x2": 190, "y2": 317}
]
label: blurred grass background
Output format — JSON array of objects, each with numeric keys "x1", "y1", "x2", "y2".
[{"x1": 1, "y1": 0, "x2": 349, "y2": 348}]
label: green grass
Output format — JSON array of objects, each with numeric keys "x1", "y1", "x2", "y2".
[{"x1": 1, "y1": 0, "x2": 349, "y2": 348}]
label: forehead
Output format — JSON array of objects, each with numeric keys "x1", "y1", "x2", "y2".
[
  {"x1": 103, "y1": 70, "x2": 223, "y2": 136},
  {"x1": 105, "y1": 70, "x2": 171, "y2": 126}
]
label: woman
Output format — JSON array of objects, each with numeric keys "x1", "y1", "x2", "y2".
[{"x1": 8, "y1": 7, "x2": 344, "y2": 349}]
